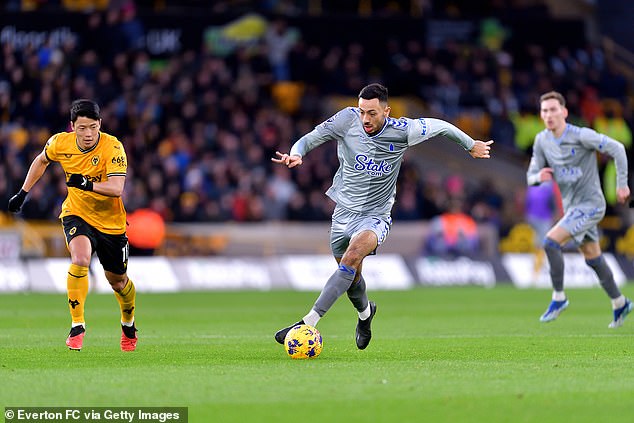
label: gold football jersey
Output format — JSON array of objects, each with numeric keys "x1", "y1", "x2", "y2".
[{"x1": 45, "y1": 132, "x2": 127, "y2": 234}]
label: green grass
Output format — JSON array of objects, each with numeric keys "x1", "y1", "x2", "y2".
[{"x1": 1, "y1": 286, "x2": 633, "y2": 423}]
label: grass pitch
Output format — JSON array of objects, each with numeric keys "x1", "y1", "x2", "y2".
[{"x1": 1, "y1": 286, "x2": 633, "y2": 423}]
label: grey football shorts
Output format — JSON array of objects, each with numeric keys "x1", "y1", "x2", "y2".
[
  {"x1": 330, "y1": 206, "x2": 392, "y2": 257},
  {"x1": 557, "y1": 205, "x2": 604, "y2": 244}
]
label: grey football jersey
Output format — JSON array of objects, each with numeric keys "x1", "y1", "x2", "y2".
[
  {"x1": 290, "y1": 107, "x2": 475, "y2": 215},
  {"x1": 527, "y1": 123, "x2": 628, "y2": 211}
]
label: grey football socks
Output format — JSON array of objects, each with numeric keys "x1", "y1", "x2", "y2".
[
  {"x1": 312, "y1": 264, "x2": 356, "y2": 317},
  {"x1": 347, "y1": 274, "x2": 369, "y2": 313},
  {"x1": 544, "y1": 237, "x2": 564, "y2": 292},
  {"x1": 586, "y1": 255, "x2": 621, "y2": 299}
]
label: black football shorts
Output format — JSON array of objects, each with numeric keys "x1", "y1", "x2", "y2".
[{"x1": 62, "y1": 215, "x2": 129, "y2": 275}]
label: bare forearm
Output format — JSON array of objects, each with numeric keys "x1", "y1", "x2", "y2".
[
  {"x1": 22, "y1": 154, "x2": 49, "y2": 192},
  {"x1": 92, "y1": 176, "x2": 125, "y2": 197}
]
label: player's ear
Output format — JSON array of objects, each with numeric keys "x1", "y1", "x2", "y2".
[
  {"x1": 384, "y1": 105, "x2": 391, "y2": 117},
  {"x1": 563, "y1": 107, "x2": 569, "y2": 119}
]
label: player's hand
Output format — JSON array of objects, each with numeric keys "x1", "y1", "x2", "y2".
[
  {"x1": 7, "y1": 189, "x2": 27, "y2": 213},
  {"x1": 469, "y1": 140, "x2": 493, "y2": 158},
  {"x1": 272, "y1": 151, "x2": 303, "y2": 168},
  {"x1": 617, "y1": 186, "x2": 630, "y2": 204},
  {"x1": 66, "y1": 174, "x2": 94, "y2": 191},
  {"x1": 539, "y1": 168, "x2": 554, "y2": 183}
]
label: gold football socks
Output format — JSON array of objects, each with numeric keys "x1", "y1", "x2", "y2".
[
  {"x1": 115, "y1": 279, "x2": 136, "y2": 324},
  {"x1": 67, "y1": 264, "x2": 89, "y2": 325}
]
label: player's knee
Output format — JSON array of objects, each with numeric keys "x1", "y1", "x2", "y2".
[
  {"x1": 110, "y1": 281, "x2": 126, "y2": 292},
  {"x1": 344, "y1": 244, "x2": 373, "y2": 265},
  {"x1": 339, "y1": 255, "x2": 360, "y2": 273},
  {"x1": 341, "y1": 249, "x2": 365, "y2": 268},
  {"x1": 107, "y1": 275, "x2": 128, "y2": 292},
  {"x1": 585, "y1": 255, "x2": 603, "y2": 267},
  {"x1": 71, "y1": 256, "x2": 91, "y2": 267},
  {"x1": 543, "y1": 237, "x2": 561, "y2": 252}
]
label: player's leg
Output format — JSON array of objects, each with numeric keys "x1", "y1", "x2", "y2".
[
  {"x1": 580, "y1": 241, "x2": 620, "y2": 298},
  {"x1": 274, "y1": 242, "x2": 372, "y2": 345},
  {"x1": 580, "y1": 241, "x2": 633, "y2": 328},
  {"x1": 62, "y1": 216, "x2": 95, "y2": 351},
  {"x1": 310, "y1": 230, "x2": 377, "y2": 320},
  {"x1": 346, "y1": 261, "x2": 368, "y2": 314},
  {"x1": 309, "y1": 215, "x2": 387, "y2": 348},
  {"x1": 275, "y1": 209, "x2": 347, "y2": 343},
  {"x1": 275, "y1": 208, "x2": 375, "y2": 344},
  {"x1": 343, "y1": 215, "x2": 390, "y2": 314},
  {"x1": 97, "y1": 233, "x2": 137, "y2": 351},
  {"x1": 343, "y1": 260, "x2": 377, "y2": 350},
  {"x1": 343, "y1": 215, "x2": 389, "y2": 348},
  {"x1": 106, "y1": 271, "x2": 138, "y2": 351},
  {"x1": 274, "y1": 231, "x2": 378, "y2": 345},
  {"x1": 539, "y1": 224, "x2": 571, "y2": 322}
]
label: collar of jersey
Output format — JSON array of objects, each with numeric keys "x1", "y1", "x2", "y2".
[
  {"x1": 550, "y1": 123, "x2": 570, "y2": 144},
  {"x1": 76, "y1": 133, "x2": 101, "y2": 153}
]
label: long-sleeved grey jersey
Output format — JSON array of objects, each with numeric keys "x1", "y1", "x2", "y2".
[
  {"x1": 526, "y1": 123, "x2": 628, "y2": 211},
  {"x1": 289, "y1": 107, "x2": 476, "y2": 215}
]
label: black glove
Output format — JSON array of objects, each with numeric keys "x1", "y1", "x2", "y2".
[
  {"x1": 66, "y1": 174, "x2": 94, "y2": 191},
  {"x1": 8, "y1": 189, "x2": 28, "y2": 213}
]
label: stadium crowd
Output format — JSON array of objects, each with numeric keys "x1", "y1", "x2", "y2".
[{"x1": 1, "y1": 1, "x2": 631, "y2": 245}]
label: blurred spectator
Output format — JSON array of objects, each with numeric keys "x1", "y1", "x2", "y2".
[
  {"x1": 118, "y1": 1, "x2": 145, "y2": 51},
  {"x1": 469, "y1": 178, "x2": 504, "y2": 231},
  {"x1": 489, "y1": 108, "x2": 516, "y2": 148},
  {"x1": 579, "y1": 86, "x2": 601, "y2": 125},
  {"x1": 265, "y1": 165, "x2": 297, "y2": 220},
  {"x1": 265, "y1": 18, "x2": 300, "y2": 81},
  {"x1": 423, "y1": 196, "x2": 479, "y2": 257}
]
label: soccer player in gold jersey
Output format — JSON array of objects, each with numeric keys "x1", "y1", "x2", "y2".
[{"x1": 8, "y1": 99, "x2": 138, "y2": 351}]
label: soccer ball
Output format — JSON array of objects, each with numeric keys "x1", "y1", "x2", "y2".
[{"x1": 284, "y1": 324, "x2": 323, "y2": 359}]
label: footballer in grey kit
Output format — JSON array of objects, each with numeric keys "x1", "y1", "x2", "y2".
[
  {"x1": 272, "y1": 83, "x2": 493, "y2": 350},
  {"x1": 527, "y1": 91, "x2": 632, "y2": 327},
  {"x1": 527, "y1": 123, "x2": 628, "y2": 236},
  {"x1": 290, "y1": 107, "x2": 475, "y2": 216}
]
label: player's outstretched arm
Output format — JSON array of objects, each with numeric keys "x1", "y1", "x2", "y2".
[
  {"x1": 469, "y1": 140, "x2": 494, "y2": 159},
  {"x1": 7, "y1": 151, "x2": 50, "y2": 213},
  {"x1": 272, "y1": 151, "x2": 303, "y2": 168}
]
